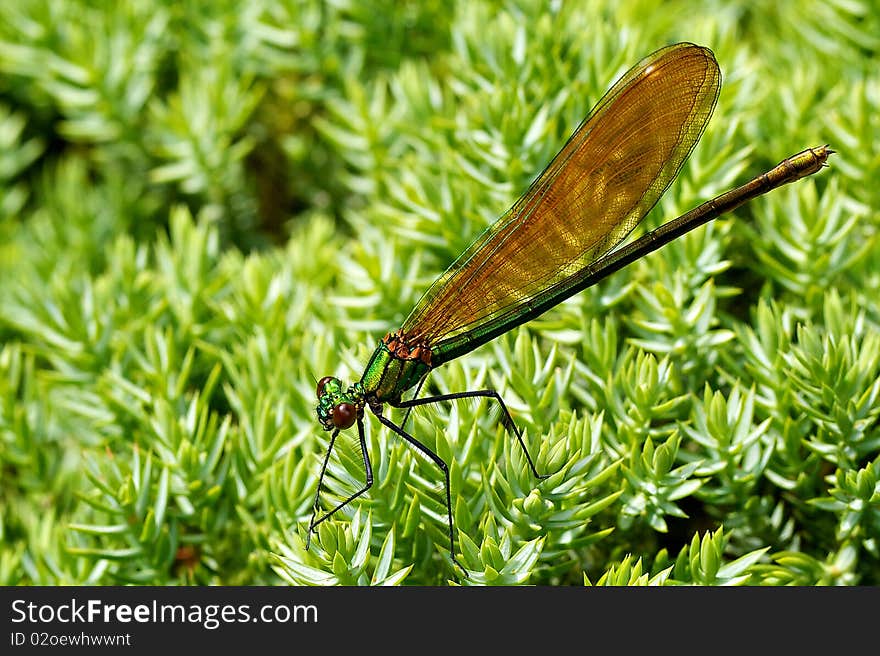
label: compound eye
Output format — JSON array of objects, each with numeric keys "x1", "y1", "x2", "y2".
[
  {"x1": 316, "y1": 376, "x2": 336, "y2": 399},
  {"x1": 331, "y1": 403, "x2": 357, "y2": 429}
]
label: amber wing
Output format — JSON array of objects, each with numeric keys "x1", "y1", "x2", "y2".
[{"x1": 402, "y1": 42, "x2": 721, "y2": 364}]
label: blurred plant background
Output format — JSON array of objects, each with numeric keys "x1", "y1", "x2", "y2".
[{"x1": 1, "y1": 0, "x2": 878, "y2": 586}]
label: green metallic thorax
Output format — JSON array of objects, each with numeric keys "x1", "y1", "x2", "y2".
[
  {"x1": 315, "y1": 332, "x2": 433, "y2": 432},
  {"x1": 360, "y1": 338, "x2": 431, "y2": 404}
]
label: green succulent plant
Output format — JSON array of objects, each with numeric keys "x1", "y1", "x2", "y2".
[{"x1": 1, "y1": 0, "x2": 878, "y2": 585}]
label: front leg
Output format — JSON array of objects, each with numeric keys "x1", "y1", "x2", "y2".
[{"x1": 306, "y1": 416, "x2": 373, "y2": 550}]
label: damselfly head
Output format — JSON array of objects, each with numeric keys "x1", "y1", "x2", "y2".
[
  {"x1": 315, "y1": 377, "x2": 364, "y2": 431},
  {"x1": 316, "y1": 376, "x2": 336, "y2": 399}
]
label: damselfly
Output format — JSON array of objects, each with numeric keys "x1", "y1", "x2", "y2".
[{"x1": 308, "y1": 42, "x2": 832, "y2": 572}]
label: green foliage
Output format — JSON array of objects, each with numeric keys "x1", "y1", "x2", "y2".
[
  {"x1": 1, "y1": 0, "x2": 878, "y2": 585},
  {"x1": 272, "y1": 511, "x2": 414, "y2": 586}
]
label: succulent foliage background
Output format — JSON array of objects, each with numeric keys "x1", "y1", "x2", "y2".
[{"x1": 1, "y1": 0, "x2": 878, "y2": 585}]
